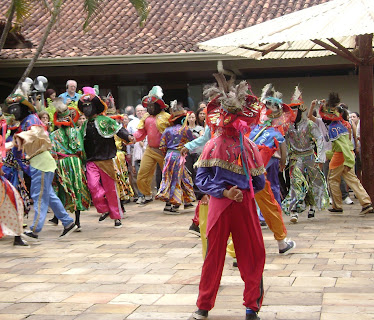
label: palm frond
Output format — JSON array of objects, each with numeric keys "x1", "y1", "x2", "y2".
[
  {"x1": 129, "y1": 0, "x2": 149, "y2": 27},
  {"x1": 11, "y1": 0, "x2": 34, "y2": 23},
  {"x1": 83, "y1": 0, "x2": 103, "y2": 30}
]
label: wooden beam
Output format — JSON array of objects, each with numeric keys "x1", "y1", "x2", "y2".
[
  {"x1": 261, "y1": 42, "x2": 285, "y2": 56},
  {"x1": 327, "y1": 38, "x2": 361, "y2": 65},
  {"x1": 312, "y1": 39, "x2": 359, "y2": 65},
  {"x1": 358, "y1": 33, "x2": 374, "y2": 201}
]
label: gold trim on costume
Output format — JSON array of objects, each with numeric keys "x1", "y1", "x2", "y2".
[{"x1": 195, "y1": 158, "x2": 265, "y2": 176}]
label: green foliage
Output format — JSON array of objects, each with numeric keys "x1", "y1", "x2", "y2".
[
  {"x1": 83, "y1": 0, "x2": 148, "y2": 30},
  {"x1": 129, "y1": 0, "x2": 149, "y2": 27},
  {"x1": 9, "y1": 0, "x2": 34, "y2": 24},
  {"x1": 82, "y1": 0, "x2": 102, "y2": 30}
]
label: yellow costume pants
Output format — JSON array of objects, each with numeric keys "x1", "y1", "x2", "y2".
[
  {"x1": 328, "y1": 163, "x2": 371, "y2": 210},
  {"x1": 137, "y1": 146, "x2": 164, "y2": 197}
]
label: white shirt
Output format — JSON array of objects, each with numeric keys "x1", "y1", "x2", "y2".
[{"x1": 127, "y1": 117, "x2": 140, "y2": 134}]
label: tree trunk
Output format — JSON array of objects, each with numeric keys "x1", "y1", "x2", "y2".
[
  {"x1": 13, "y1": 5, "x2": 61, "y2": 92},
  {"x1": 0, "y1": 0, "x2": 16, "y2": 53},
  {"x1": 358, "y1": 33, "x2": 374, "y2": 201}
]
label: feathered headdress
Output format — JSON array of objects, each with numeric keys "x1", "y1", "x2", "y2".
[
  {"x1": 204, "y1": 73, "x2": 262, "y2": 131},
  {"x1": 14, "y1": 81, "x2": 32, "y2": 98},
  {"x1": 319, "y1": 92, "x2": 343, "y2": 121},
  {"x1": 168, "y1": 100, "x2": 187, "y2": 123},
  {"x1": 5, "y1": 80, "x2": 35, "y2": 113},
  {"x1": 53, "y1": 98, "x2": 79, "y2": 127},
  {"x1": 260, "y1": 83, "x2": 275, "y2": 104},
  {"x1": 258, "y1": 83, "x2": 295, "y2": 134},
  {"x1": 289, "y1": 85, "x2": 306, "y2": 112},
  {"x1": 261, "y1": 83, "x2": 283, "y2": 107}
]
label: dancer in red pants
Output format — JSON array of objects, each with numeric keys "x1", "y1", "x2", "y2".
[{"x1": 192, "y1": 74, "x2": 265, "y2": 320}]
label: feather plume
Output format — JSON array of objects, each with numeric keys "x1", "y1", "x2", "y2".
[
  {"x1": 213, "y1": 73, "x2": 230, "y2": 93},
  {"x1": 327, "y1": 92, "x2": 340, "y2": 108},
  {"x1": 148, "y1": 86, "x2": 163, "y2": 99},
  {"x1": 260, "y1": 83, "x2": 274, "y2": 103},
  {"x1": 291, "y1": 86, "x2": 302, "y2": 104},
  {"x1": 170, "y1": 100, "x2": 177, "y2": 110},
  {"x1": 203, "y1": 83, "x2": 221, "y2": 100},
  {"x1": 14, "y1": 81, "x2": 32, "y2": 97},
  {"x1": 274, "y1": 91, "x2": 283, "y2": 101},
  {"x1": 53, "y1": 98, "x2": 68, "y2": 114}
]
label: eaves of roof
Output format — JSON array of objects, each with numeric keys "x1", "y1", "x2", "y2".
[{"x1": 0, "y1": 52, "x2": 244, "y2": 68}]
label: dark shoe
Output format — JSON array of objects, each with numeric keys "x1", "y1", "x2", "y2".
[
  {"x1": 22, "y1": 231, "x2": 39, "y2": 242},
  {"x1": 260, "y1": 220, "x2": 268, "y2": 229},
  {"x1": 98, "y1": 212, "x2": 110, "y2": 222},
  {"x1": 164, "y1": 205, "x2": 180, "y2": 215},
  {"x1": 279, "y1": 239, "x2": 296, "y2": 255},
  {"x1": 48, "y1": 217, "x2": 59, "y2": 226},
  {"x1": 120, "y1": 200, "x2": 126, "y2": 212},
  {"x1": 246, "y1": 308, "x2": 260, "y2": 320},
  {"x1": 308, "y1": 209, "x2": 315, "y2": 219},
  {"x1": 360, "y1": 204, "x2": 374, "y2": 216},
  {"x1": 13, "y1": 236, "x2": 30, "y2": 247},
  {"x1": 192, "y1": 309, "x2": 208, "y2": 320},
  {"x1": 233, "y1": 258, "x2": 238, "y2": 267},
  {"x1": 114, "y1": 219, "x2": 122, "y2": 228},
  {"x1": 184, "y1": 203, "x2": 195, "y2": 212},
  {"x1": 188, "y1": 223, "x2": 200, "y2": 237},
  {"x1": 59, "y1": 223, "x2": 78, "y2": 238},
  {"x1": 328, "y1": 208, "x2": 343, "y2": 213}
]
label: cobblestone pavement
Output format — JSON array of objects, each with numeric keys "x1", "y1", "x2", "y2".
[{"x1": 1, "y1": 198, "x2": 374, "y2": 320}]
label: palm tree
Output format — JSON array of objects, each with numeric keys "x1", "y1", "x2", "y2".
[
  {"x1": 9, "y1": 0, "x2": 149, "y2": 90},
  {"x1": 0, "y1": 0, "x2": 34, "y2": 53}
]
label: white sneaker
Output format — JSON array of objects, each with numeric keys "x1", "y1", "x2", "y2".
[
  {"x1": 136, "y1": 197, "x2": 144, "y2": 204},
  {"x1": 290, "y1": 213, "x2": 298, "y2": 224},
  {"x1": 344, "y1": 197, "x2": 354, "y2": 205}
]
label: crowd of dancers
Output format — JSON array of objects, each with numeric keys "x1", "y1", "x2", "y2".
[{"x1": 0, "y1": 74, "x2": 372, "y2": 320}]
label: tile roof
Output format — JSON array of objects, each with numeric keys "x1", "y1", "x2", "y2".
[{"x1": 0, "y1": 0, "x2": 331, "y2": 60}]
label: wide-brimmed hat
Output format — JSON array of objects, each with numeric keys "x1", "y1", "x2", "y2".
[
  {"x1": 78, "y1": 94, "x2": 107, "y2": 115},
  {"x1": 141, "y1": 86, "x2": 168, "y2": 109},
  {"x1": 4, "y1": 93, "x2": 36, "y2": 113},
  {"x1": 168, "y1": 100, "x2": 187, "y2": 123}
]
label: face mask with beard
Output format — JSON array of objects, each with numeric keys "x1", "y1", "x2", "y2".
[
  {"x1": 82, "y1": 103, "x2": 98, "y2": 118},
  {"x1": 147, "y1": 102, "x2": 161, "y2": 116},
  {"x1": 8, "y1": 104, "x2": 30, "y2": 121},
  {"x1": 295, "y1": 109, "x2": 302, "y2": 124}
]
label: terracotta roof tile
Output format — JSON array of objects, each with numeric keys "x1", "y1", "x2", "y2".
[{"x1": 0, "y1": 0, "x2": 332, "y2": 60}]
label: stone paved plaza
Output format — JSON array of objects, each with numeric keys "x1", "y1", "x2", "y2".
[{"x1": 1, "y1": 198, "x2": 374, "y2": 320}]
